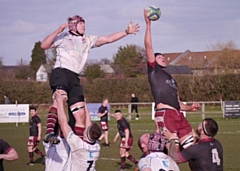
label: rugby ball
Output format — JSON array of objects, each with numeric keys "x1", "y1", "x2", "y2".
[{"x1": 146, "y1": 5, "x2": 161, "y2": 21}]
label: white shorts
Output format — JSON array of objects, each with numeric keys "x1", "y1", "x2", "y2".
[
  {"x1": 43, "y1": 136, "x2": 70, "y2": 171},
  {"x1": 138, "y1": 152, "x2": 180, "y2": 171}
]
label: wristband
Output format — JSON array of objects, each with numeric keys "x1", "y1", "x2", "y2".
[{"x1": 125, "y1": 23, "x2": 131, "y2": 35}]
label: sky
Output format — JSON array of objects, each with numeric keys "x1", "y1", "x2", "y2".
[{"x1": 0, "y1": 0, "x2": 240, "y2": 66}]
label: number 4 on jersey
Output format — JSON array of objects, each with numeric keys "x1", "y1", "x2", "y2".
[{"x1": 212, "y1": 148, "x2": 221, "y2": 165}]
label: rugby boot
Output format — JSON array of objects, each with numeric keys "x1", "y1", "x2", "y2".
[{"x1": 43, "y1": 132, "x2": 60, "y2": 144}]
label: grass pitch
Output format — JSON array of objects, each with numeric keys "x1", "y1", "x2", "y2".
[{"x1": 1, "y1": 108, "x2": 240, "y2": 171}]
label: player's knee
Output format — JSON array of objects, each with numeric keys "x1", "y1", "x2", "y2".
[{"x1": 180, "y1": 135, "x2": 194, "y2": 149}]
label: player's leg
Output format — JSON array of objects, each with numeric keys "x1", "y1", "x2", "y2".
[
  {"x1": 44, "y1": 88, "x2": 67, "y2": 144},
  {"x1": 31, "y1": 136, "x2": 45, "y2": 164},
  {"x1": 164, "y1": 110, "x2": 195, "y2": 149},
  {"x1": 104, "y1": 130, "x2": 109, "y2": 147},
  {"x1": 44, "y1": 68, "x2": 69, "y2": 144},
  {"x1": 67, "y1": 73, "x2": 90, "y2": 138},
  {"x1": 125, "y1": 137, "x2": 138, "y2": 165},
  {"x1": 101, "y1": 121, "x2": 109, "y2": 147},
  {"x1": 135, "y1": 107, "x2": 139, "y2": 120},
  {"x1": 119, "y1": 138, "x2": 128, "y2": 170},
  {"x1": 155, "y1": 110, "x2": 181, "y2": 150},
  {"x1": 26, "y1": 136, "x2": 35, "y2": 165},
  {"x1": 119, "y1": 147, "x2": 127, "y2": 171},
  {"x1": 98, "y1": 121, "x2": 105, "y2": 142},
  {"x1": 178, "y1": 115, "x2": 195, "y2": 149},
  {"x1": 68, "y1": 98, "x2": 86, "y2": 138}
]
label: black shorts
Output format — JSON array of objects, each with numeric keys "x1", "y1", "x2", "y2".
[{"x1": 50, "y1": 68, "x2": 84, "y2": 105}]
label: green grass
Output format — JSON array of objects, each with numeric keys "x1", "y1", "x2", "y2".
[{"x1": 1, "y1": 109, "x2": 240, "y2": 171}]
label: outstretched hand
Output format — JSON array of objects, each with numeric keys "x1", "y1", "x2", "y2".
[
  {"x1": 143, "y1": 9, "x2": 151, "y2": 25},
  {"x1": 191, "y1": 103, "x2": 201, "y2": 111},
  {"x1": 127, "y1": 22, "x2": 140, "y2": 35}
]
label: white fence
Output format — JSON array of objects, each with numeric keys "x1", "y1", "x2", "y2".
[{"x1": 110, "y1": 101, "x2": 224, "y2": 120}]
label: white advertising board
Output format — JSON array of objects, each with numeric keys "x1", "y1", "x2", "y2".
[
  {"x1": 87, "y1": 103, "x2": 110, "y2": 121},
  {"x1": 0, "y1": 104, "x2": 29, "y2": 123}
]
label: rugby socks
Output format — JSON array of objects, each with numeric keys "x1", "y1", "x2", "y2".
[
  {"x1": 74, "y1": 126, "x2": 85, "y2": 139},
  {"x1": 34, "y1": 148, "x2": 44, "y2": 158},
  {"x1": 46, "y1": 107, "x2": 58, "y2": 134},
  {"x1": 29, "y1": 152, "x2": 34, "y2": 163},
  {"x1": 127, "y1": 155, "x2": 138, "y2": 164},
  {"x1": 120, "y1": 157, "x2": 126, "y2": 169}
]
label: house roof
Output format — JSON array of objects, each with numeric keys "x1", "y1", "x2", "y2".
[
  {"x1": 166, "y1": 65, "x2": 192, "y2": 74},
  {"x1": 165, "y1": 50, "x2": 221, "y2": 69}
]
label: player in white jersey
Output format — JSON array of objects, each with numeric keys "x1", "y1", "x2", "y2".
[
  {"x1": 41, "y1": 15, "x2": 140, "y2": 144},
  {"x1": 43, "y1": 136, "x2": 70, "y2": 171},
  {"x1": 138, "y1": 152, "x2": 180, "y2": 171},
  {"x1": 54, "y1": 90, "x2": 102, "y2": 171},
  {"x1": 138, "y1": 132, "x2": 180, "y2": 171}
]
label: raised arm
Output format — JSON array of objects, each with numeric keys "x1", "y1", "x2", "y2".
[
  {"x1": 164, "y1": 130, "x2": 182, "y2": 163},
  {"x1": 178, "y1": 95, "x2": 201, "y2": 111},
  {"x1": 95, "y1": 22, "x2": 140, "y2": 47},
  {"x1": 54, "y1": 90, "x2": 72, "y2": 138},
  {"x1": 84, "y1": 104, "x2": 92, "y2": 130},
  {"x1": 168, "y1": 140, "x2": 182, "y2": 163},
  {"x1": 144, "y1": 9, "x2": 155, "y2": 63},
  {"x1": 41, "y1": 23, "x2": 68, "y2": 49}
]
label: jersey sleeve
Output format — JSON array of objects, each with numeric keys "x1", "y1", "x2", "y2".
[
  {"x1": 179, "y1": 145, "x2": 198, "y2": 162},
  {"x1": 0, "y1": 139, "x2": 12, "y2": 154},
  {"x1": 147, "y1": 61, "x2": 156, "y2": 72},
  {"x1": 138, "y1": 157, "x2": 150, "y2": 171},
  {"x1": 34, "y1": 116, "x2": 41, "y2": 124},
  {"x1": 98, "y1": 106, "x2": 103, "y2": 113},
  {"x1": 54, "y1": 32, "x2": 68, "y2": 46},
  {"x1": 87, "y1": 35, "x2": 98, "y2": 49},
  {"x1": 66, "y1": 131, "x2": 84, "y2": 151}
]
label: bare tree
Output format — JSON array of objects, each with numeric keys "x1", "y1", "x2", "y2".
[{"x1": 209, "y1": 40, "x2": 240, "y2": 73}]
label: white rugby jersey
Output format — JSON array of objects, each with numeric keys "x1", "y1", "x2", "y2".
[
  {"x1": 44, "y1": 137, "x2": 70, "y2": 171},
  {"x1": 54, "y1": 32, "x2": 98, "y2": 74},
  {"x1": 66, "y1": 131, "x2": 100, "y2": 171},
  {"x1": 138, "y1": 152, "x2": 180, "y2": 171}
]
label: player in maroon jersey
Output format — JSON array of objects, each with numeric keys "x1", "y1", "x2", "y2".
[
  {"x1": 26, "y1": 106, "x2": 45, "y2": 166},
  {"x1": 165, "y1": 118, "x2": 223, "y2": 171},
  {"x1": 98, "y1": 98, "x2": 110, "y2": 147},
  {"x1": 113, "y1": 110, "x2": 138, "y2": 171}
]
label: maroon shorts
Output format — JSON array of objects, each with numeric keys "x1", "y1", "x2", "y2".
[
  {"x1": 100, "y1": 121, "x2": 108, "y2": 131},
  {"x1": 155, "y1": 109, "x2": 192, "y2": 139},
  {"x1": 27, "y1": 136, "x2": 38, "y2": 146},
  {"x1": 120, "y1": 137, "x2": 133, "y2": 151}
]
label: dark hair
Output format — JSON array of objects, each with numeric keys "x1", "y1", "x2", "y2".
[
  {"x1": 89, "y1": 123, "x2": 102, "y2": 141},
  {"x1": 29, "y1": 106, "x2": 37, "y2": 111},
  {"x1": 114, "y1": 109, "x2": 121, "y2": 113},
  {"x1": 202, "y1": 118, "x2": 218, "y2": 137},
  {"x1": 154, "y1": 53, "x2": 164, "y2": 58}
]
